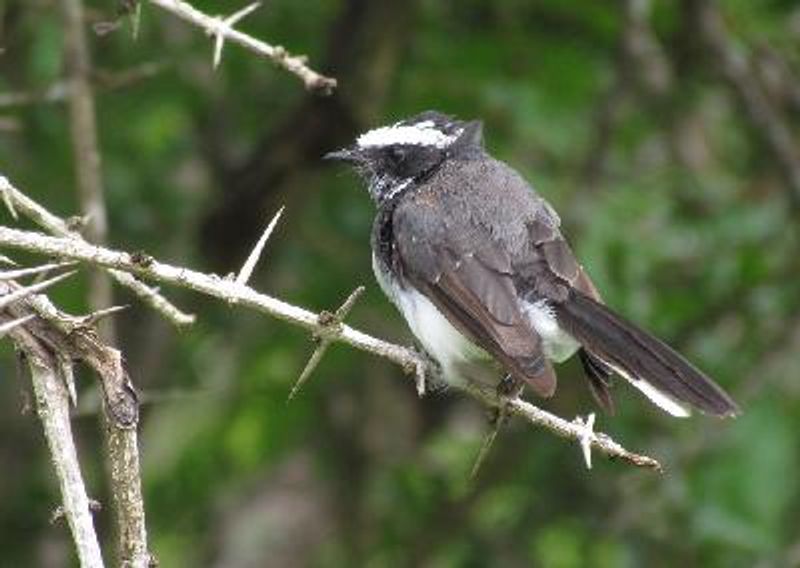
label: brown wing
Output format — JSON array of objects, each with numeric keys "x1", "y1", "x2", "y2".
[
  {"x1": 525, "y1": 217, "x2": 615, "y2": 411},
  {"x1": 394, "y1": 203, "x2": 556, "y2": 397}
]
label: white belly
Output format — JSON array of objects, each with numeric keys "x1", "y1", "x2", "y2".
[
  {"x1": 372, "y1": 255, "x2": 580, "y2": 382},
  {"x1": 372, "y1": 254, "x2": 482, "y2": 384}
]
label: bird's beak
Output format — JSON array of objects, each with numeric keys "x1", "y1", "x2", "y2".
[{"x1": 324, "y1": 147, "x2": 358, "y2": 163}]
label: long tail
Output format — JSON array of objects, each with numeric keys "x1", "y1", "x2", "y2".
[{"x1": 554, "y1": 290, "x2": 740, "y2": 417}]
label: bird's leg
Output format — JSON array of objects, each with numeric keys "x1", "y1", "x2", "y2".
[
  {"x1": 411, "y1": 343, "x2": 446, "y2": 394},
  {"x1": 470, "y1": 374, "x2": 524, "y2": 481}
]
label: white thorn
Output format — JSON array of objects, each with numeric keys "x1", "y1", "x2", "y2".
[
  {"x1": 0, "y1": 261, "x2": 77, "y2": 281},
  {"x1": 211, "y1": 2, "x2": 261, "y2": 70},
  {"x1": 236, "y1": 206, "x2": 284, "y2": 286},
  {"x1": 0, "y1": 314, "x2": 35, "y2": 338},
  {"x1": 0, "y1": 270, "x2": 77, "y2": 310},
  {"x1": 0, "y1": 175, "x2": 18, "y2": 220},
  {"x1": 575, "y1": 412, "x2": 596, "y2": 470},
  {"x1": 225, "y1": 2, "x2": 261, "y2": 26},
  {"x1": 213, "y1": 24, "x2": 225, "y2": 69}
]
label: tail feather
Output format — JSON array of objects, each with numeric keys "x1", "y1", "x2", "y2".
[
  {"x1": 555, "y1": 290, "x2": 740, "y2": 417},
  {"x1": 578, "y1": 348, "x2": 615, "y2": 414}
]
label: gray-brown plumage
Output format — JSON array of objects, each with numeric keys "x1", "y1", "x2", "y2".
[{"x1": 328, "y1": 111, "x2": 739, "y2": 418}]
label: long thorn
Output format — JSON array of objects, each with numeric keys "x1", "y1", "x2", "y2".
[
  {"x1": 469, "y1": 406, "x2": 508, "y2": 481},
  {"x1": 0, "y1": 314, "x2": 36, "y2": 338},
  {"x1": 0, "y1": 270, "x2": 77, "y2": 310},
  {"x1": 287, "y1": 339, "x2": 331, "y2": 401},
  {"x1": 236, "y1": 206, "x2": 284, "y2": 286},
  {"x1": 287, "y1": 286, "x2": 365, "y2": 401},
  {"x1": 0, "y1": 261, "x2": 77, "y2": 281},
  {"x1": 0, "y1": 177, "x2": 19, "y2": 220},
  {"x1": 575, "y1": 412, "x2": 596, "y2": 470},
  {"x1": 80, "y1": 304, "x2": 129, "y2": 325}
]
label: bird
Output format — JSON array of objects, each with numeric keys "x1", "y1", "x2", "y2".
[{"x1": 326, "y1": 110, "x2": 739, "y2": 418}]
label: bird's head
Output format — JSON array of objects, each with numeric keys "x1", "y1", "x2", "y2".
[{"x1": 326, "y1": 111, "x2": 483, "y2": 204}]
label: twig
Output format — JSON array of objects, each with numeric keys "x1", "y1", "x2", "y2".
[
  {"x1": 466, "y1": 384, "x2": 662, "y2": 472},
  {"x1": 0, "y1": 225, "x2": 663, "y2": 472},
  {"x1": 0, "y1": 175, "x2": 195, "y2": 327},
  {"x1": 145, "y1": 0, "x2": 336, "y2": 93}
]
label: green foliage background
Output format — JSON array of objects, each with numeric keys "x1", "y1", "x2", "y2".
[{"x1": 1, "y1": 0, "x2": 799, "y2": 566}]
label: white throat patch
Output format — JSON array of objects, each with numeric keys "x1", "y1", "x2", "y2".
[{"x1": 357, "y1": 120, "x2": 461, "y2": 149}]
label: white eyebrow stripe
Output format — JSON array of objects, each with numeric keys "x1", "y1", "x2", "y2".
[{"x1": 357, "y1": 122, "x2": 461, "y2": 149}]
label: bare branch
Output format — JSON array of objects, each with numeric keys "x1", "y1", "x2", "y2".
[
  {"x1": 0, "y1": 175, "x2": 194, "y2": 327},
  {"x1": 466, "y1": 383, "x2": 663, "y2": 472},
  {"x1": 32, "y1": 362, "x2": 105, "y2": 567},
  {"x1": 19, "y1": 343, "x2": 105, "y2": 567},
  {"x1": 236, "y1": 206, "x2": 284, "y2": 286},
  {"x1": 145, "y1": 0, "x2": 336, "y2": 93},
  {"x1": 0, "y1": 225, "x2": 663, "y2": 472}
]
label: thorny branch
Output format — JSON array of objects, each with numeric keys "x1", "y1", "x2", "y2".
[
  {"x1": 0, "y1": 176, "x2": 194, "y2": 327},
  {"x1": 0, "y1": 272, "x2": 134, "y2": 567},
  {"x1": 144, "y1": 0, "x2": 337, "y2": 93},
  {"x1": 0, "y1": 201, "x2": 663, "y2": 472},
  {"x1": 28, "y1": 360, "x2": 105, "y2": 568}
]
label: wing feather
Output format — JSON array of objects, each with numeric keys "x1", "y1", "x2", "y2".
[{"x1": 394, "y1": 203, "x2": 556, "y2": 397}]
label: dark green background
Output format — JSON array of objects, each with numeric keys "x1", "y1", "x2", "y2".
[{"x1": 1, "y1": 0, "x2": 799, "y2": 566}]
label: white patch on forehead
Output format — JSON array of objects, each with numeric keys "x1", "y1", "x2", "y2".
[{"x1": 357, "y1": 120, "x2": 461, "y2": 149}]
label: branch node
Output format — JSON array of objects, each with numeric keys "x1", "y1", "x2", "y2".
[
  {"x1": 287, "y1": 286, "x2": 365, "y2": 401},
  {"x1": 146, "y1": 0, "x2": 335, "y2": 91}
]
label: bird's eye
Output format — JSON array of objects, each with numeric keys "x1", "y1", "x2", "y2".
[{"x1": 388, "y1": 146, "x2": 406, "y2": 163}]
